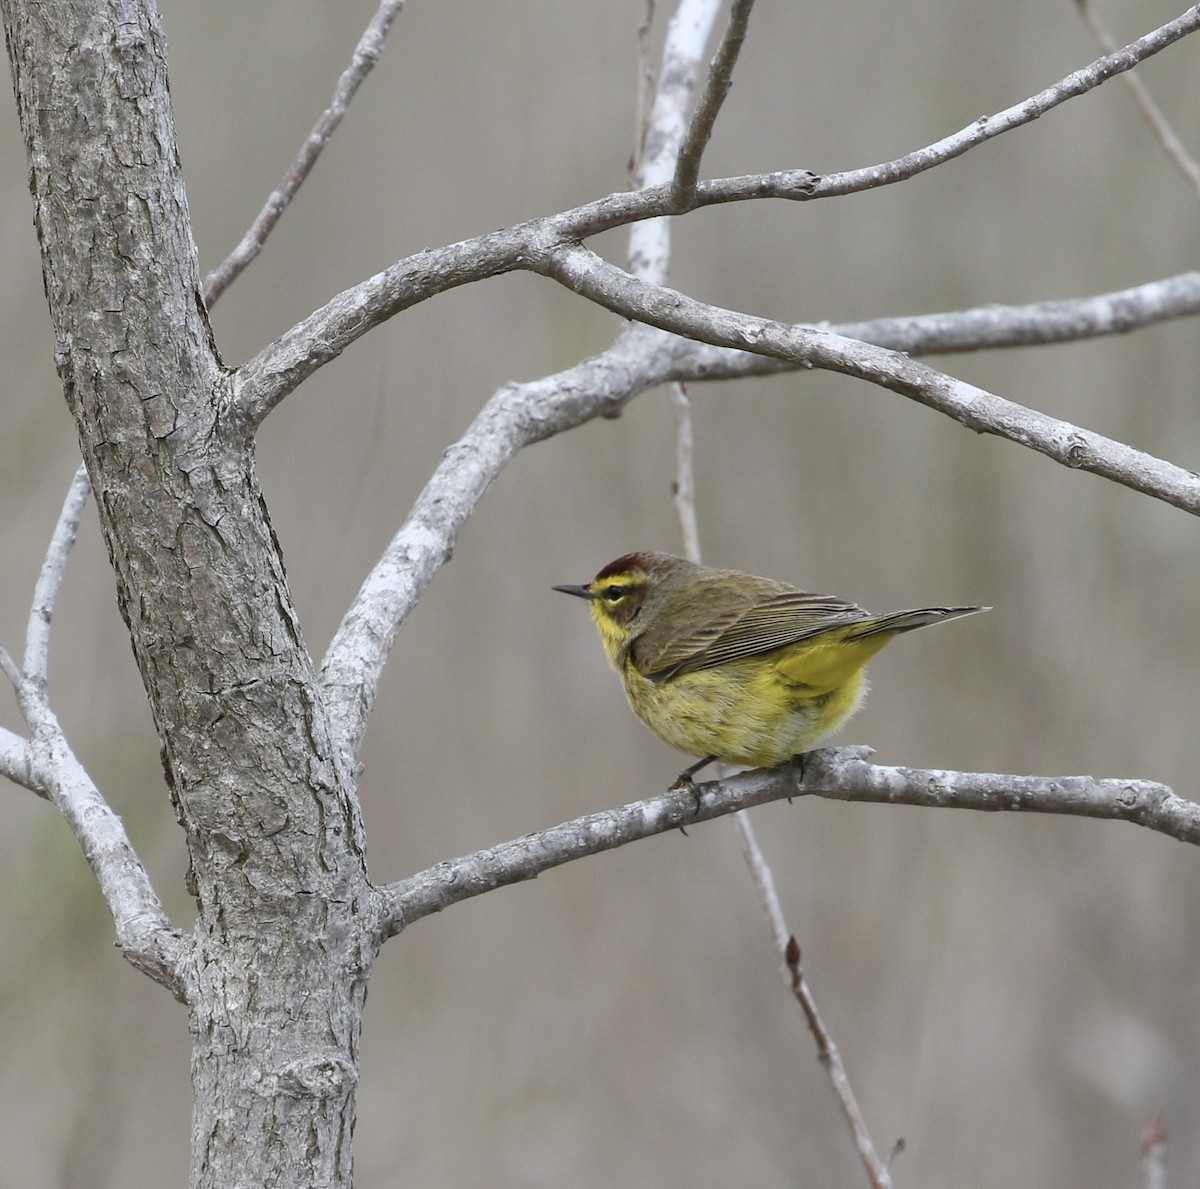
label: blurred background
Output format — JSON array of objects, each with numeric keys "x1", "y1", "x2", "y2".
[{"x1": 2, "y1": 0, "x2": 1199, "y2": 1184}]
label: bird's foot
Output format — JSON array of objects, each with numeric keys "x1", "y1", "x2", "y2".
[{"x1": 670, "y1": 754, "x2": 716, "y2": 815}]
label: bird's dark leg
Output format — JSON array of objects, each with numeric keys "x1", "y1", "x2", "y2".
[
  {"x1": 673, "y1": 754, "x2": 717, "y2": 785},
  {"x1": 670, "y1": 754, "x2": 717, "y2": 814},
  {"x1": 786, "y1": 750, "x2": 809, "y2": 802}
]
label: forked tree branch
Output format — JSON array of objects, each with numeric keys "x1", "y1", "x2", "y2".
[
  {"x1": 378, "y1": 747, "x2": 1188, "y2": 937},
  {"x1": 318, "y1": 0, "x2": 728, "y2": 760},
  {"x1": 0, "y1": 725, "x2": 34, "y2": 790},
  {"x1": 310, "y1": 4, "x2": 1200, "y2": 760},
  {"x1": 670, "y1": 0, "x2": 756, "y2": 207},
  {"x1": 232, "y1": 5, "x2": 1200, "y2": 424},
  {"x1": 9, "y1": 686, "x2": 189, "y2": 999},
  {"x1": 630, "y1": 0, "x2": 721, "y2": 274},
  {"x1": 0, "y1": 469, "x2": 186, "y2": 999},
  {"x1": 317, "y1": 302, "x2": 694, "y2": 757}
]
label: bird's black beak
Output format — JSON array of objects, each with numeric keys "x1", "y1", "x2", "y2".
[{"x1": 552, "y1": 583, "x2": 595, "y2": 600}]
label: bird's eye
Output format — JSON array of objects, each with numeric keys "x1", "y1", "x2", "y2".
[{"x1": 602, "y1": 585, "x2": 627, "y2": 601}]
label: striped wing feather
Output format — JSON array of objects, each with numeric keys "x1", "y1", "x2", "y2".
[{"x1": 635, "y1": 587, "x2": 869, "y2": 680}]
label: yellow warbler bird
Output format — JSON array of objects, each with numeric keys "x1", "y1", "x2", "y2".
[{"x1": 554, "y1": 552, "x2": 987, "y2": 781}]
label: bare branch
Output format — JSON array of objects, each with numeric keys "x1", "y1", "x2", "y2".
[
  {"x1": 843, "y1": 270, "x2": 1200, "y2": 351},
  {"x1": 665, "y1": 271, "x2": 1200, "y2": 380},
  {"x1": 2, "y1": 460, "x2": 88, "y2": 797},
  {"x1": 767, "y1": 4, "x2": 1200, "y2": 204},
  {"x1": 799, "y1": 748, "x2": 1194, "y2": 841},
  {"x1": 671, "y1": 0, "x2": 756, "y2": 207},
  {"x1": 3, "y1": 672, "x2": 188, "y2": 998},
  {"x1": 201, "y1": 0, "x2": 407, "y2": 306},
  {"x1": 378, "y1": 747, "x2": 1187, "y2": 937},
  {"x1": 733, "y1": 813, "x2": 787, "y2": 949},
  {"x1": 23, "y1": 462, "x2": 90, "y2": 682},
  {"x1": 786, "y1": 938, "x2": 896, "y2": 1189},
  {"x1": 0, "y1": 646, "x2": 21, "y2": 694},
  {"x1": 629, "y1": 0, "x2": 723, "y2": 281},
  {"x1": 669, "y1": 384, "x2": 702, "y2": 560},
  {"x1": 1076, "y1": 0, "x2": 1200, "y2": 200},
  {"x1": 538, "y1": 243, "x2": 1200, "y2": 515},
  {"x1": 0, "y1": 471, "x2": 186, "y2": 996},
  {"x1": 233, "y1": 6, "x2": 1200, "y2": 423},
  {"x1": 630, "y1": 0, "x2": 658, "y2": 179},
  {"x1": 735, "y1": 816, "x2": 894, "y2": 1189}
]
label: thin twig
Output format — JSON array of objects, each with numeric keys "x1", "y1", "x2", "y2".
[
  {"x1": 669, "y1": 384, "x2": 702, "y2": 561},
  {"x1": 736, "y1": 816, "x2": 895, "y2": 1189},
  {"x1": 0, "y1": 646, "x2": 22, "y2": 693},
  {"x1": 1076, "y1": 0, "x2": 1200, "y2": 200},
  {"x1": 665, "y1": 271, "x2": 1200, "y2": 376},
  {"x1": 631, "y1": 0, "x2": 657, "y2": 179},
  {"x1": 201, "y1": 0, "x2": 407, "y2": 306},
  {"x1": 0, "y1": 725, "x2": 37, "y2": 793},
  {"x1": 671, "y1": 0, "x2": 757, "y2": 207},
  {"x1": 656, "y1": 196, "x2": 886, "y2": 1183},
  {"x1": 23, "y1": 462, "x2": 90, "y2": 682},
  {"x1": 658, "y1": 215, "x2": 888, "y2": 1181},
  {"x1": 785, "y1": 937, "x2": 896, "y2": 1189}
]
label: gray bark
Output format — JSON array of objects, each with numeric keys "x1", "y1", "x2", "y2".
[{"x1": 2, "y1": 2, "x2": 378, "y2": 1184}]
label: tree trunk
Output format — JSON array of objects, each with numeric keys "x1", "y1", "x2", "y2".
[{"x1": 2, "y1": 2, "x2": 379, "y2": 1184}]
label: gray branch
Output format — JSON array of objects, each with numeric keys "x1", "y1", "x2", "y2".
[
  {"x1": 379, "y1": 747, "x2": 1189, "y2": 937},
  {"x1": 0, "y1": 461, "x2": 187, "y2": 997},
  {"x1": 23, "y1": 462, "x2": 90, "y2": 681},
  {"x1": 0, "y1": 725, "x2": 35, "y2": 792},
  {"x1": 24, "y1": 701, "x2": 189, "y2": 999},
  {"x1": 537, "y1": 243, "x2": 1200, "y2": 515},
  {"x1": 665, "y1": 272, "x2": 1200, "y2": 378},
  {"x1": 0, "y1": 665, "x2": 187, "y2": 997},
  {"x1": 232, "y1": 6, "x2": 1200, "y2": 424}
]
